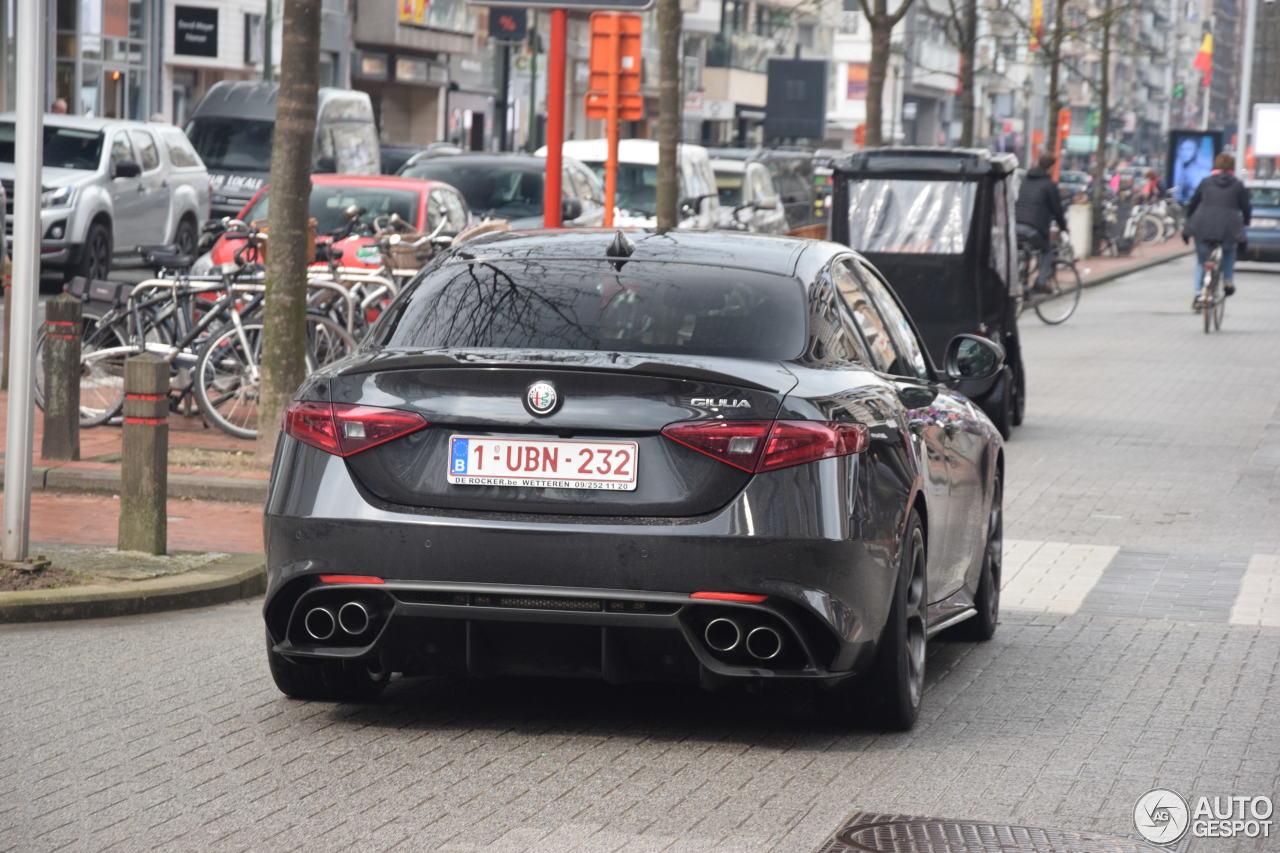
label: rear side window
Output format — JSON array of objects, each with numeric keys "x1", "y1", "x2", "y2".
[
  {"x1": 161, "y1": 129, "x2": 202, "y2": 169},
  {"x1": 375, "y1": 260, "x2": 806, "y2": 360},
  {"x1": 129, "y1": 130, "x2": 160, "y2": 171}
]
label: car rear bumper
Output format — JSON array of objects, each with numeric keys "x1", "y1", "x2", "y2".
[
  {"x1": 1242, "y1": 229, "x2": 1280, "y2": 261},
  {"x1": 264, "y1": 438, "x2": 905, "y2": 686}
]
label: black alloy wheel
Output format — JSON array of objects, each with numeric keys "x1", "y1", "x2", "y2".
[
  {"x1": 871, "y1": 510, "x2": 928, "y2": 731},
  {"x1": 75, "y1": 222, "x2": 112, "y2": 283},
  {"x1": 958, "y1": 470, "x2": 1001, "y2": 641}
]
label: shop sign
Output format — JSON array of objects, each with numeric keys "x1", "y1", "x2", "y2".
[{"x1": 175, "y1": 6, "x2": 218, "y2": 58}]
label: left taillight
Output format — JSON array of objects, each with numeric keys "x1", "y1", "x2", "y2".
[
  {"x1": 284, "y1": 401, "x2": 429, "y2": 457},
  {"x1": 661, "y1": 419, "x2": 868, "y2": 473}
]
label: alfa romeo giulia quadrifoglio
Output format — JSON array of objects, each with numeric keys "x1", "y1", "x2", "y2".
[{"x1": 263, "y1": 230, "x2": 1005, "y2": 730}]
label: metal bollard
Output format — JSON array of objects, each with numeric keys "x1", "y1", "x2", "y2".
[
  {"x1": 118, "y1": 353, "x2": 168, "y2": 555},
  {"x1": 40, "y1": 293, "x2": 82, "y2": 461}
]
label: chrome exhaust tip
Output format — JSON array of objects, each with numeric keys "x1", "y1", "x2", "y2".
[
  {"x1": 338, "y1": 601, "x2": 371, "y2": 636},
  {"x1": 704, "y1": 617, "x2": 742, "y2": 653},
  {"x1": 303, "y1": 607, "x2": 336, "y2": 641},
  {"x1": 745, "y1": 626, "x2": 783, "y2": 661}
]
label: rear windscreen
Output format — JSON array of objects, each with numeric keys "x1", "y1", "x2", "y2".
[
  {"x1": 845, "y1": 178, "x2": 976, "y2": 254},
  {"x1": 374, "y1": 259, "x2": 806, "y2": 360},
  {"x1": 185, "y1": 117, "x2": 273, "y2": 172}
]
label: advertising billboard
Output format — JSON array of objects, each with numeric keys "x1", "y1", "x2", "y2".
[{"x1": 1167, "y1": 130, "x2": 1222, "y2": 203}]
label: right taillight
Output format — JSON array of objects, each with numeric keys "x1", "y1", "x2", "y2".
[
  {"x1": 284, "y1": 401, "x2": 429, "y2": 457},
  {"x1": 661, "y1": 419, "x2": 868, "y2": 473}
]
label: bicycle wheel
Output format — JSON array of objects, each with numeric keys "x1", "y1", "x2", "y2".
[
  {"x1": 76, "y1": 330, "x2": 136, "y2": 427},
  {"x1": 1203, "y1": 251, "x2": 1221, "y2": 334},
  {"x1": 194, "y1": 316, "x2": 355, "y2": 440},
  {"x1": 34, "y1": 309, "x2": 103, "y2": 411},
  {"x1": 194, "y1": 322, "x2": 264, "y2": 440},
  {"x1": 1137, "y1": 214, "x2": 1163, "y2": 244},
  {"x1": 1034, "y1": 261, "x2": 1082, "y2": 325},
  {"x1": 1213, "y1": 282, "x2": 1225, "y2": 331}
]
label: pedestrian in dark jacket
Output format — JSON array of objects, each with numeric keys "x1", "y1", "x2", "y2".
[
  {"x1": 1016, "y1": 154, "x2": 1069, "y2": 293},
  {"x1": 1184, "y1": 152, "x2": 1250, "y2": 308}
]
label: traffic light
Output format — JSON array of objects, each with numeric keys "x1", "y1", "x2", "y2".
[{"x1": 1173, "y1": 82, "x2": 1185, "y2": 100}]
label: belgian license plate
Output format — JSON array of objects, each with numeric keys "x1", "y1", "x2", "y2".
[{"x1": 447, "y1": 436, "x2": 638, "y2": 491}]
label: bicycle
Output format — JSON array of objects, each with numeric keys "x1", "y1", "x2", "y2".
[
  {"x1": 1196, "y1": 240, "x2": 1226, "y2": 334},
  {"x1": 1015, "y1": 229, "x2": 1083, "y2": 325}
]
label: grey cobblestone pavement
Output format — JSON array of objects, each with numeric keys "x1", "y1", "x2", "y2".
[{"x1": 2, "y1": 257, "x2": 1279, "y2": 852}]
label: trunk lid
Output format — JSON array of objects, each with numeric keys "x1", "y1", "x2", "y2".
[{"x1": 330, "y1": 351, "x2": 796, "y2": 517}]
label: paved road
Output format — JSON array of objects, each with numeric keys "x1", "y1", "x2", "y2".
[{"x1": 2, "y1": 256, "x2": 1278, "y2": 852}]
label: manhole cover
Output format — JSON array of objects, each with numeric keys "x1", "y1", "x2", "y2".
[{"x1": 817, "y1": 812, "x2": 1190, "y2": 853}]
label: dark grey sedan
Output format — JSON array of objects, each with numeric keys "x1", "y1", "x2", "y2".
[{"x1": 263, "y1": 230, "x2": 1005, "y2": 730}]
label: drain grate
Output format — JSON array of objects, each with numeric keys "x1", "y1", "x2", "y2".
[{"x1": 817, "y1": 812, "x2": 1190, "y2": 853}]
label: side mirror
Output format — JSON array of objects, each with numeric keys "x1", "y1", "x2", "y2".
[
  {"x1": 944, "y1": 334, "x2": 1005, "y2": 382},
  {"x1": 112, "y1": 159, "x2": 141, "y2": 179},
  {"x1": 561, "y1": 198, "x2": 584, "y2": 222}
]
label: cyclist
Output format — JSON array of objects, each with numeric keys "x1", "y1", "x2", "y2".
[
  {"x1": 1016, "y1": 153, "x2": 1069, "y2": 294},
  {"x1": 1182, "y1": 152, "x2": 1250, "y2": 310}
]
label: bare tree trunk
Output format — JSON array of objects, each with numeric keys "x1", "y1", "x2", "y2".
[
  {"x1": 1045, "y1": 0, "x2": 1067, "y2": 153},
  {"x1": 656, "y1": 0, "x2": 681, "y2": 232},
  {"x1": 865, "y1": 20, "x2": 893, "y2": 146},
  {"x1": 255, "y1": 0, "x2": 321, "y2": 465},
  {"x1": 959, "y1": 0, "x2": 977, "y2": 146},
  {"x1": 1090, "y1": 0, "x2": 1111, "y2": 254}
]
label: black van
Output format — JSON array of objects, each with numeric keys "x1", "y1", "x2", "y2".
[{"x1": 185, "y1": 82, "x2": 380, "y2": 219}]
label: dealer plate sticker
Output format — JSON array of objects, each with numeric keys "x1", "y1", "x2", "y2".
[{"x1": 447, "y1": 436, "x2": 638, "y2": 491}]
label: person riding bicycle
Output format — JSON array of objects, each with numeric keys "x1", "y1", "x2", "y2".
[
  {"x1": 1183, "y1": 152, "x2": 1250, "y2": 310},
  {"x1": 1016, "y1": 154, "x2": 1069, "y2": 294}
]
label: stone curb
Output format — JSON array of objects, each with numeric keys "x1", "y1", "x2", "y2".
[
  {"x1": 0, "y1": 552, "x2": 265, "y2": 623},
  {"x1": 0, "y1": 463, "x2": 267, "y2": 504},
  {"x1": 1081, "y1": 247, "x2": 1193, "y2": 288}
]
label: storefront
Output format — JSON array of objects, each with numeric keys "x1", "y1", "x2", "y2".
[
  {"x1": 51, "y1": 0, "x2": 162, "y2": 118},
  {"x1": 354, "y1": 49, "x2": 447, "y2": 146}
]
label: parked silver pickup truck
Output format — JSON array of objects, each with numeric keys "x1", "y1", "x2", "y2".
[{"x1": 0, "y1": 115, "x2": 210, "y2": 282}]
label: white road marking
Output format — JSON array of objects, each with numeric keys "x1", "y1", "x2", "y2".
[
  {"x1": 1000, "y1": 539, "x2": 1119, "y2": 614},
  {"x1": 1229, "y1": 553, "x2": 1280, "y2": 627}
]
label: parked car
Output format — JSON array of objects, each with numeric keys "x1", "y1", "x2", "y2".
[
  {"x1": 0, "y1": 114, "x2": 210, "y2": 282},
  {"x1": 709, "y1": 155, "x2": 786, "y2": 233},
  {"x1": 1243, "y1": 180, "x2": 1280, "y2": 262},
  {"x1": 262, "y1": 229, "x2": 1006, "y2": 731},
  {"x1": 549, "y1": 139, "x2": 721, "y2": 229},
  {"x1": 399, "y1": 152, "x2": 605, "y2": 229},
  {"x1": 185, "y1": 82, "x2": 380, "y2": 219},
  {"x1": 192, "y1": 174, "x2": 471, "y2": 274}
]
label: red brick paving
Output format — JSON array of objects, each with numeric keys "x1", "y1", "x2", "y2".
[{"x1": 27, "y1": 491, "x2": 263, "y2": 552}]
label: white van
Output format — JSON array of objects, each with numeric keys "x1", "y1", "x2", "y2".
[{"x1": 541, "y1": 139, "x2": 720, "y2": 229}]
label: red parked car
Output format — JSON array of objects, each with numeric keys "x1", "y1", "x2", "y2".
[{"x1": 193, "y1": 174, "x2": 472, "y2": 273}]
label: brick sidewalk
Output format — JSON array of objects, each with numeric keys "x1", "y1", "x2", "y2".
[{"x1": 1075, "y1": 238, "x2": 1189, "y2": 285}]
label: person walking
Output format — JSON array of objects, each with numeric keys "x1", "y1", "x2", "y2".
[
  {"x1": 1016, "y1": 153, "x2": 1069, "y2": 294},
  {"x1": 1183, "y1": 152, "x2": 1250, "y2": 310}
]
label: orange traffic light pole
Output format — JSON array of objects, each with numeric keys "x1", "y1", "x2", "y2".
[
  {"x1": 603, "y1": 17, "x2": 622, "y2": 227},
  {"x1": 543, "y1": 9, "x2": 567, "y2": 228}
]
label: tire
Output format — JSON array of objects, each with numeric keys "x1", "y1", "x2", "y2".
[
  {"x1": 1214, "y1": 288, "x2": 1224, "y2": 331},
  {"x1": 71, "y1": 220, "x2": 112, "y2": 283},
  {"x1": 1034, "y1": 261, "x2": 1082, "y2": 325},
  {"x1": 34, "y1": 309, "x2": 103, "y2": 411},
  {"x1": 195, "y1": 316, "x2": 355, "y2": 439},
  {"x1": 172, "y1": 216, "x2": 198, "y2": 259},
  {"x1": 1010, "y1": 361, "x2": 1026, "y2": 427},
  {"x1": 266, "y1": 630, "x2": 388, "y2": 702},
  {"x1": 870, "y1": 510, "x2": 928, "y2": 731},
  {"x1": 65, "y1": 322, "x2": 135, "y2": 427},
  {"x1": 1203, "y1": 263, "x2": 1220, "y2": 334},
  {"x1": 956, "y1": 470, "x2": 1001, "y2": 641},
  {"x1": 981, "y1": 368, "x2": 1014, "y2": 440},
  {"x1": 1137, "y1": 214, "x2": 1163, "y2": 244}
]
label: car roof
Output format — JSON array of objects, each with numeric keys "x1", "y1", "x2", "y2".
[
  {"x1": 309, "y1": 174, "x2": 442, "y2": 191},
  {"x1": 834, "y1": 147, "x2": 1019, "y2": 176},
  {"x1": 402, "y1": 151, "x2": 564, "y2": 172},
  {"x1": 445, "y1": 228, "x2": 828, "y2": 278},
  {"x1": 710, "y1": 159, "x2": 747, "y2": 173},
  {"x1": 0, "y1": 113, "x2": 157, "y2": 132},
  {"x1": 556, "y1": 139, "x2": 711, "y2": 165},
  {"x1": 1247, "y1": 179, "x2": 1280, "y2": 188}
]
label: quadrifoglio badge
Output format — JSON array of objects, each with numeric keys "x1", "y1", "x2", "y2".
[{"x1": 1135, "y1": 789, "x2": 1273, "y2": 844}]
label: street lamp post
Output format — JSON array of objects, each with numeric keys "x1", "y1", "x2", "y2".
[
  {"x1": 3, "y1": 0, "x2": 46, "y2": 561},
  {"x1": 1236, "y1": 0, "x2": 1258, "y2": 175}
]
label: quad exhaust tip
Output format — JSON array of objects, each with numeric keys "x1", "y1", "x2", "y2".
[
  {"x1": 745, "y1": 626, "x2": 783, "y2": 661},
  {"x1": 338, "y1": 601, "x2": 371, "y2": 636},
  {"x1": 704, "y1": 617, "x2": 742, "y2": 652},
  {"x1": 304, "y1": 607, "x2": 336, "y2": 641}
]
